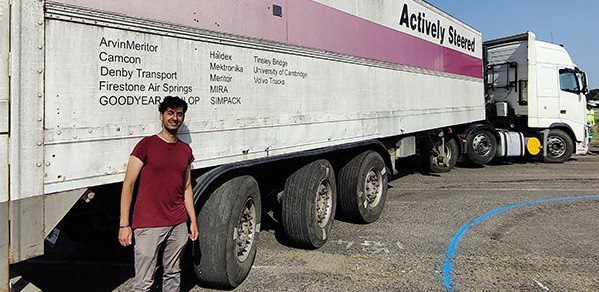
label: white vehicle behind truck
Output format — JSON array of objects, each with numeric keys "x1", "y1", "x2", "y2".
[{"x1": 0, "y1": 0, "x2": 588, "y2": 290}]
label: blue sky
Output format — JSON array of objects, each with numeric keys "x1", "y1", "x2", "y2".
[{"x1": 426, "y1": 0, "x2": 599, "y2": 89}]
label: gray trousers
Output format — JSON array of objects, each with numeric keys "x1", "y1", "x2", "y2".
[{"x1": 132, "y1": 222, "x2": 188, "y2": 292}]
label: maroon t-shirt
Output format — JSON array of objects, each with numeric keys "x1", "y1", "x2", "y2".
[{"x1": 131, "y1": 135, "x2": 194, "y2": 228}]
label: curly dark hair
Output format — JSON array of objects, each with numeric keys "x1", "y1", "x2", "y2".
[{"x1": 158, "y1": 96, "x2": 188, "y2": 113}]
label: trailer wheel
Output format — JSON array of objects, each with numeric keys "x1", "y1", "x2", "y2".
[
  {"x1": 193, "y1": 176, "x2": 261, "y2": 289},
  {"x1": 338, "y1": 151, "x2": 388, "y2": 223},
  {"x1": 466, "y1": 129, "x2": 497, "y2": 165},
  {"x1": 543, "y1": 129, "x2": 573, "y2": 163},
  {"x1": 282, "y1": 159, "x2": 336, "y2": 249},
  {"x1": 427, "y1": 138, "x2": 459, "y2": 173}
]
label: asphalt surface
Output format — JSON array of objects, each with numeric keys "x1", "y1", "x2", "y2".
[{"x1": 10, "y1": 150, "x2": 599, "y2": 291}]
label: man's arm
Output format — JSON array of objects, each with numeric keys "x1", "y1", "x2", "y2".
[
  {"x1": 118, "y1": 155, "x2": 143, "y2": 247},
  {"x1": 183, "y1": 166, "x2": 199, "y2": 241}
]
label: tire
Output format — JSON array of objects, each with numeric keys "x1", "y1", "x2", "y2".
[
  {"x1": 282, "y1": 159, "x2": 336, "y2": 249},
  {"x1": 427, "y1": 138, "x2": 459, "y2": 173},
  {"x1": 193, "y1": 176, "x2": 261, "y2": 289},
  {"x1": 543, "y1": 129, "x2": 574, "y2": 163},
  {"x1": 466, "y1": 129, "x2": 497, "y2": 165},
  {"x1": 338, "y1": 151, "x2": 388, "y2": 223}
]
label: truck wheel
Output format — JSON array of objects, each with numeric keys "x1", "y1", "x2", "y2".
[
  {"x1": 338, "y1": 151, "x2": 388, "y2": 223},
  {"x1": 466, "y1": 129, "x2": 497, "y2": 165},
  {"x1": 282, "y1": 159, "x2": 336, "y2": 249},
  {"x1": 427, "y1": 138, "x2": 459, "y2": 173},
  {"x1": 193, "y1": 176, "x2": 261, "y2": 289},
  {"x1": 543, "y1": 129, "x2": 573, "y2": 163}
]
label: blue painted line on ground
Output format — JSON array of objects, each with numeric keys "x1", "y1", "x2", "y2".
[{"x1": 442, "y1": 195, "x2": 599, "y2": 292}]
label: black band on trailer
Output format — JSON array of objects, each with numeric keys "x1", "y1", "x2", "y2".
[{"x1": 192, "y1": 139, "x2": 393, "y2": 204}]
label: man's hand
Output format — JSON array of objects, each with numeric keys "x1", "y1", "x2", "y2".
[
  {"x1": 189, "y1": 222, "x2": 199, "y2": 241},
  {"x1": 118, "y1": 227, "x2": 133, "y2": 246}
]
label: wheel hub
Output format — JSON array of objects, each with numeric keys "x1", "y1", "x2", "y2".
[
  {"x1": 315, "y1": 180, "x2": 333, "y2": 228},
  {"x1": 547, "y1": 136, "x2": 566, "y2": 157},
  {"x1": 236, "y1": 198, "x2": 256, "y2": 262},
  {"x1": 472, "y1": 133, "x2": 492, "y2": 156},
  {"x1": 364, "y1": 169, "x2": 383, "y2": 207}
]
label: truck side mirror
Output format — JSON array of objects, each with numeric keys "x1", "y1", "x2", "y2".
[
  {"x1": 581, "y1": 72, "x2": 589, "y2": 94},
  {"x1": 582, "y1": 86, "x2": 589, "y2": 95}
]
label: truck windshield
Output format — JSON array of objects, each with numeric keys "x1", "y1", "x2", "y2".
[{"x1": 559, "y1": 70, "x2": 580, "y2": 93}]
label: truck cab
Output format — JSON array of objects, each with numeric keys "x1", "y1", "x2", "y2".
[{"x1": 484, "y1": 31, "x2": 588, "y2": 162}]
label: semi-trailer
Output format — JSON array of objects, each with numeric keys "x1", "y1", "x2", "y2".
[{"x1": 1, "y1": 0, "x2": 588, "y2": 289}]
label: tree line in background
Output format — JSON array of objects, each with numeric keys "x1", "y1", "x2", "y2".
[{"x1": 588, "y1": 89, "x2": 599, "y2": 101}]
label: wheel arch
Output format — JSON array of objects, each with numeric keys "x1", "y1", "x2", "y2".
[{"x1": 548, "y1": 123, "x2": 578, "y2": 142}]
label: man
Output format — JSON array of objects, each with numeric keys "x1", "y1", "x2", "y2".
[
  {"x1": 118, "y1": 96, "x2": 199, "y2": 292},
  {"x1": 587, "y1": 100, "x2": 596, "y2": 145}
]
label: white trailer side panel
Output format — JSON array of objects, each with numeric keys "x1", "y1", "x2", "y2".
[
  {"x1": 1, "y1": 0, "x2": 9, "y2": 286},
  {"x1": 313, "y1": 0, "x2": 480, "y2": 59},
  {"x1": 40, "y1": 0, "x2": 485, "y2": 194},
  {"x1": 43, "y1": 17, "x2": 484, "y2": 194},
  {"x1": 7, "y1": 0, "x2": 47, "y2": 264},
  {"x1": 0, "y1": 0, "x2": 9, "y2": 198}
]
